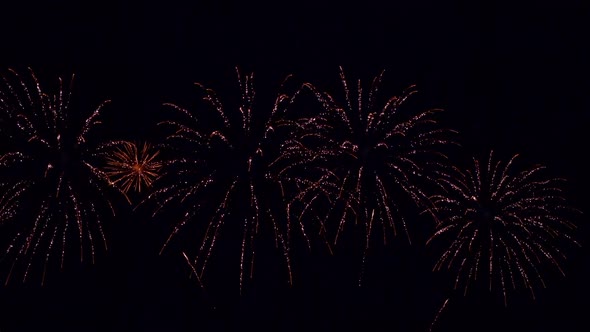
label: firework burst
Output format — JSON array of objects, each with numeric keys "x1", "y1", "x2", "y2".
[
  {"x1": 428, "y1": 151, "x2": 579, "y2": 305},
  {"x1": 102, "y1": 141, "x2": 161, "y2": 198},
  {"x1": 303, "y1": 67, "x2": 455, "y2": 284},
  {"x1": 0, "y1": 68, "x2": 121, "y2": 284},
  {"x1": 146, "y1": 68, "x2": 325, "y2": 292}
]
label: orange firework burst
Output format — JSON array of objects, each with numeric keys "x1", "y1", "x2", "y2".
[{"x1": 102, "y1": 141, "x2": 161, "y2": 196}]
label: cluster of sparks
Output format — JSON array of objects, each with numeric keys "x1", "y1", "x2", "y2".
[
  {"x1": 146, "y1": 68, "x2": 330, "y2": 292},
  {"x1": 0, "y1": 68, "x2": 120, "y2": 284},
  {"x1": 303, "y1": 67, "x2": 456, "y2": 284},
  {"x1": 428, "y1": 152, "x2": 579, "y2": 305},
  {"x1": 102, "y1": 141, "x2": 161, "y2": 198},
  {"x1": 0, "y1": 67, "x2": 579, "y2": 299}
]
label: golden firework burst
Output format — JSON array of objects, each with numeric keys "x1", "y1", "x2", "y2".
[{"x1": 103, "y1": 141, "x2": 162, "y2": 195}]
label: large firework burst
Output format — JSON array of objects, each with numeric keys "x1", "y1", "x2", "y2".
[
  {"x1": 303, "y1": 67, "x2": 455, "y2": 283},
  {"x1": 102, "y1": 141, "x2": 161, "y2": 197},
  {"x1": 146, "y1": 68, "x2": 325, "y2": 292},
  {"x1": 0, "y1": 68, "x2": 121, "y2": 284},
  {"x1": 428, "y1": 151, "x2": 579, "y2": 305}
]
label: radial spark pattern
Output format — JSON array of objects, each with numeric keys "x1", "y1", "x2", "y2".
[
  {"x1": 102, "y1": 141, "x2": 161, "y2": 196},
  {"x1": 304, "y1": 67, "x2": 455, "y2": 283},
  {"x1": 428, "y1": 152, "x2": 579, "y2": 304},
  {"x1": 0, "y1": 68, "x2": 120, "y2": 284},
  {"x1": 147, "y1": 69, "x2": 324, "y2": 292}
]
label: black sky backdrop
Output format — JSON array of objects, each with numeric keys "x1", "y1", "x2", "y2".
[{"x1": 1, "y1": 0, "x2": 589, "y2": 331}]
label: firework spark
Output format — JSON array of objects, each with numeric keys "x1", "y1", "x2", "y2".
[
  {"x1": 102, "y1": 141, "x2": 161, "y2": 197},
  {"x1": 146, "y1": 68, "x2": 324, "y2": 292},
  {"x1": 0, "y1": 68, "x2": 121, "y2": 284},
  {"x1": 303, "y1": 67, "x2": 455, "y2": 284},
  {"x1": 428, "y1": 151, "x2": 579, "y2": 305},
  {"x1": 429, "y1": 297, "x2": 450, "y2": 332}
]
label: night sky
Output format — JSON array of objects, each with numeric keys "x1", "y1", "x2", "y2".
[{"x1": 1, "y1": 1, "x2": 589, "y2": 331}]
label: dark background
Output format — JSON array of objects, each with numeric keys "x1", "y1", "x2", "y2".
[{"x1": 1, "y1": 0, "x2": 589, "y2": 331}]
